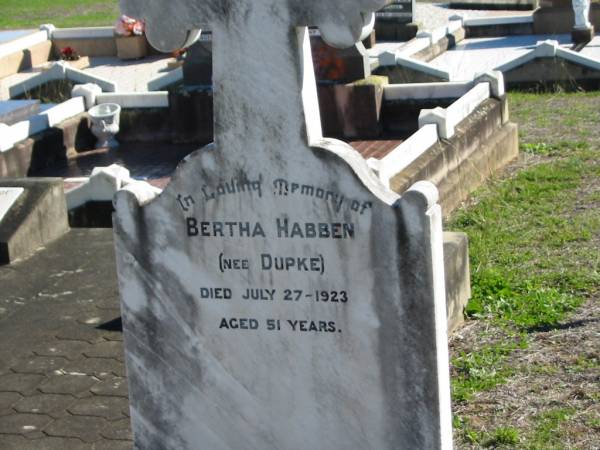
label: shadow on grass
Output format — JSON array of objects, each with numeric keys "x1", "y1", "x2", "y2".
[{"x1": 526, "y1": 316, "x2": 599, "y2": 333}]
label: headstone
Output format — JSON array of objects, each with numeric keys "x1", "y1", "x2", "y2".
[
  {"x1": 182, "y1": 32, "x2": 213, "y2": 87},
  {"x1": 376, "y1": 0, "x2": 415, "y2": 23},
  {"x1": 114, "y1": 0, "x2": 453, "y2": 449},
  {"x1": 374, "y1": 0, "x2": 418, "y2": 41},
  {"x1": 0, "y1": 187, "x2": 24, "y2": 223}
]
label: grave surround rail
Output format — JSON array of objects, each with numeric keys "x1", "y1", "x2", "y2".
[{"x1": 0, "y1": 96, "x2": 85, "y2": 151}]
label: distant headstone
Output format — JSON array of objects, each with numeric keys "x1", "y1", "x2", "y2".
[
  {"x1": 0, "y1": 187, "x2": 23, "y2": 223},
  {"x1": 375, "y1": 0, "x2": 418, "y2": 41},
  {"x1": 182, "y1": 32, "x2": 213, "y2": 87},
  {"x1": 114, "y1": 1, "x2": 452, "y2": 449},
  {"x1": 376, "y1": 0, "x2": 415, "y2": 23}
]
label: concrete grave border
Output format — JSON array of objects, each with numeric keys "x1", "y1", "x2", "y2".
[
  {"x1": 0, "y1": 96, "x2": 85, "y2": 152},
  {"x1": 369, "y1": 71, "x2": 505, "y2": 190}
]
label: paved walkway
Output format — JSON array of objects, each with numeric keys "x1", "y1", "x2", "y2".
[{"x1": 0, "y1": 229, "x2": 132, "y2": 449}]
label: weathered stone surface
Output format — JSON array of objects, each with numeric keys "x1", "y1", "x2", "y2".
[
  {"x1": 0, "y1": 179, "x2": 69, "y2": 265},
  {"x1": 0, "y1": 188, "x2": 23, "y2": 224},
  {"x1": 443, "y1": 232, "x2": 471, "y2": 333},
  {"x1": 115, "y1": 0, "x2": 452, "y2": 449}
]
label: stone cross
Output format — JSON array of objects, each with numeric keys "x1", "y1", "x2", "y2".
[
  {"x1": 122, "y1": 0, "x2": 383, "y2": 159},
  {"x1": 114, "y1": 1, "x2": 453, "y2": 449}
]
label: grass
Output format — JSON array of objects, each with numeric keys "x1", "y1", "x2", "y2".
[
  {"x1": 449, "y1": 91, "x2": 600, "y2": 447},
  {"x1": 0, "y1": 0, "x2": 119, "y2": 29}
]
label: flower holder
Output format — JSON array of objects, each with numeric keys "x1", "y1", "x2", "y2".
[{"x1": 116, "y1": 35, "x2": 148, "y2": 60}]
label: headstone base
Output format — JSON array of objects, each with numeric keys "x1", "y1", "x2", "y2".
[
  {"x1": 572, "y1": 26, "x2": 594, "y2": 45},
  {"x1": 443, "y1": 232, "x2": 470, "y2": 334},
  {"x1": 0, "y1": 178, "x2": 69, "y2": 265}
]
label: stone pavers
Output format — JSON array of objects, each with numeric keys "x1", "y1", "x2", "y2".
[{"x1": 0, "y1": 229, "x2": 132, "y2": 449}]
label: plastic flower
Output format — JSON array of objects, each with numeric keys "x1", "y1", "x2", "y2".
[{"x1": 115, "y1": 15, "x2": 145, "y2": 37}]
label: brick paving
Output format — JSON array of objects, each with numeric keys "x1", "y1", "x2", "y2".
[{"x1": 0, "y1": 229, "x2": 132, "y2": 449}]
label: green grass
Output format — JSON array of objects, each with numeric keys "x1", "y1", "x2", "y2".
[
  {"x1": 448, "y1": 92, "x2": 600, "y2": 414},
  {"x1": 450, "y1": 150, "x2": 598, "y2": 332},
  {"x1": 0, "y1": 0, "x2": 119, "y2": 29},
  {"x1": 526, "y1": 408, "x2": 577, "y2": 449},
  {"x1": 452, "y1": 340, "x2": 524, "y2": 402}
]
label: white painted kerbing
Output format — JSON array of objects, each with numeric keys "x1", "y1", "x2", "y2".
[
  {"x1": 397, "y1": 37, "x2": 431, "y2": 58},
  {"x1": 0, "y1": 31, "x2": 48, "y2": 59},
  {"x1": 379, "y1": 53, "x2": 451, "y2": 80},
  {"x1": 51, "y1": 27, "x2": 115, "y2": 40},
  {"x1": 72, "y1": 83, "x2": 102, "y2": 109},
  {"x1": 7, "y1": 62, "x2": 117, "y2": 99},
  {"x1": 41, "y1": 96, "x2": 85, "y2": 126},
  {"x1": 368, "y1": 123, "x2": 438, "y2": 189},
  {"x1": 147, "y1": 67, "x2": 183, "y2": 91},
  {"x1": 419, "y1": 82, "x2": 490, "y2": 139},
  {"x1": 63, "y1": 65, "x2": 116, "y2": 92},
  {"x1": 95, "y1": 92, "x2": 169, "y2": 108},
  {"x1": 555, "y1": 45, "x2": 600, "y2": 71},
  {"x1": 496, "y1": 39, "x2": 600, "y2": 73},
  {"x1": 0, "y1": 97, "x2": 86, "y2": 152},
  {"x1": 384, "y1": 81, "x2": 473, "y2": 101},
  {"x1": 463, "y1": 15, "x2": 533, "y2": 27},
  {"x1": 66, "y1": 164, "x2": 162, "y2": 209}
]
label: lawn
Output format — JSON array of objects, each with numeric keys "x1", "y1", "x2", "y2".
[
  {"x1": 449, "y1": 91, "x2": 600, "y2": 448},
  {"x1": 0, "y1": 0, "x2": 119, "y2": 29}
]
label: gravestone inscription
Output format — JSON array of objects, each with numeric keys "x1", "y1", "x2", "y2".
[
  {"x1": 0, "y1": 187, "x2": 23, "y2": 223},
  {"x1": 114, "y1": 0, "x2": 452, "y2": 449}
]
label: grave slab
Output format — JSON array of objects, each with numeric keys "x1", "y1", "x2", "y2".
[{"x1": 0, "y1": 100, "x2": 40, "y2": 126}]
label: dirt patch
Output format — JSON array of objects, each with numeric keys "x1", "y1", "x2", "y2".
[{"x1": 452, "y1": 295, "x2": 600, "y2": 448}]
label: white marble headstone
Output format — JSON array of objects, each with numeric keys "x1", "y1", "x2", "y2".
[
  {"x1": 0, "y1": 187, "x2": 23, "y2": 223},
  {"x1": 114, "y1": 0, "x2": 452, "y2": 449}
]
